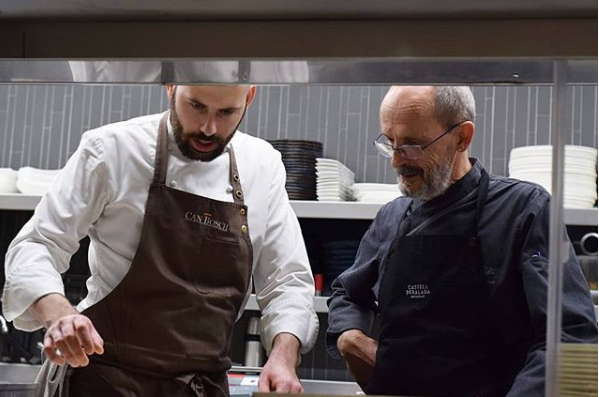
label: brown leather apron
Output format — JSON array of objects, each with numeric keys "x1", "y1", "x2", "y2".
[{"x1": 67, "y1": 113, "x2": 253, "y2": 397}]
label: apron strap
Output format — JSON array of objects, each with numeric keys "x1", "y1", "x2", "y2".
[
  {"x1": 153, "y1": 112, "x2": 170, "y2": 185},
  {"x1": 228, "y1": 146, "x2": 246, "y2": 206},
  {"x1": 474, "y1": 169, "x2": 490, "y2": 232}
]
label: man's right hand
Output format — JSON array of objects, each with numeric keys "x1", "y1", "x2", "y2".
[
  {"x1": 337, "y1": 329, "x2": 378, "y2": 388},
  {"x1": 29, "y1": 293, "x2": 104, "y2": 367}
]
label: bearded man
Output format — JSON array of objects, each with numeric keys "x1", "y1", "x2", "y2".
[
  {"x1": 3, "y1": 85, "x2": 318, "y2": 396},
  {"x1": 326, "y1": 86, "x2": 597, "y2": 397}
]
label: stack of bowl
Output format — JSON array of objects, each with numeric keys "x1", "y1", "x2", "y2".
[
  {"x1": 321, "y1": 239, "x2": 361, "y2": 295},
  {"x1": 508, "y1": 145, "x2": 598, "y2": 208},
  {"x1": 352, "y1": 183, "x2": 403, "y2": 204},
  {"x1": 16, "y1": 167, "x2": 61, "y2": 195}
]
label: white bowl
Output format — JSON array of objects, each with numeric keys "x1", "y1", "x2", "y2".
[
  {"x1": 510, "y1": 145, "x2": 598, "y2": 159},
  {"x1": 352, "y1": 183, "x2": 401, "y2": 192},
  {"x1": 0, "y1": 168, "x2": 18, "y2": 193},
  {"x1": 16, "y1": 177, "x2": 56, "y2": 195},
  {"x1": 18, "y1": 167, "x2": 61, "y2": 183}
]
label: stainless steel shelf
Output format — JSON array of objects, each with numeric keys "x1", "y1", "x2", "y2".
[
  {"x1": 0, "y1": 195, "x2": 596, "y2": 226},
  {"x1": 245, "y1": 294, "x2": 329, "y2": 313},
  {"x1": 0, "y1": 194, "x2": 41, "y2": 210},
  {"x1": 562, "y1": 208, "x2": 599, "y2": 227},
  {"x1": 289, "y1": 200, "x2": 598, "y2": 226},
  {"x1": 290, "y1": 200, "x2": 382, "y2": 220}
]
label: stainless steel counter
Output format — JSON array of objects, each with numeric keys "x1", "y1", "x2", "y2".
[{"x1": 0, "y1": 363, "x2": 362, "y2": 396}]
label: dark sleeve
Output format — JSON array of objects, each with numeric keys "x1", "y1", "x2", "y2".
[
  {"x1": 325, "y1": 204, "x2": 397, "y2": 359},
  {"x1": 507, "y1": 194, "x2": 598, "y2": 397}
]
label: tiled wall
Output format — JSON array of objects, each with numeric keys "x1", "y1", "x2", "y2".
[{"x1": 0, "y1": 85, "x2": 597, "y2": 180}]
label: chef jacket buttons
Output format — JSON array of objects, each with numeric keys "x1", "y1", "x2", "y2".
[
  {"x1": 170, "y1": 180, "x2": 177, "y2": 187},
  {"x1": 469, "y1": 237, "x2": 477, "y2": 247},
  {"x1": 241, "y1": 225, "x2": 248, "y2": 233},
  {"x1": 235, "y1": 190, "x2": 243, "y2": 199},
  {"x1": 233, "y1": 174, "x2": 240, "y2": 182},
  {"x1": 240, "y1": 208, "x2": 246, "y2": 216}
]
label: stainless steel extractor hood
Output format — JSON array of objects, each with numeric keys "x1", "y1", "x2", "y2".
[{"x1": 0, "y1": 59, "x2": 597, "y2": 85}]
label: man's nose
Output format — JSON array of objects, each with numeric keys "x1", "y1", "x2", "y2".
[
  {"x1": 200, "y1": 114, "x2": 218, "y2": 136},
  {"x1": 391, "y1": 150, "x2": 402, "y2": 168}
]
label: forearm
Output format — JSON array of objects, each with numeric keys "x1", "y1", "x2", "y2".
[
  {"x1": 269, "y1": 332, "x2": 301, "y2": 368},
  {"x1": 30, "y1": 293, "x2": 104, "y2": 367},
  {"x1": 259, "y1": 332, "x2": 303, "y2": 393},
  {"x1": 337, "y1": 329, "x2": 378, "y2": 388},
  {"x1": 326, "y1": 217, "x2": 384, "y2": 358},
  {"x1": 327, "y1": 276, "x2": 377, "y2": 359},
  {"x1": 28, "y1": 293, "x2": 78, "y2": 329}
]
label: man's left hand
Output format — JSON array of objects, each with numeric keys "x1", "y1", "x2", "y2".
[{"x1": 258, "y1": 333, "x2": 303, "y2": 393}]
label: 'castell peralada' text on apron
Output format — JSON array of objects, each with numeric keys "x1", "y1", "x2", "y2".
[{"x1": 405, "y1": 284, "x2": 431, "y2": 299}]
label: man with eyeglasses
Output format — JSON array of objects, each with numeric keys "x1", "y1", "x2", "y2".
[{"x1": 326, "y1": 86, "x2": 597, "y2": 397}]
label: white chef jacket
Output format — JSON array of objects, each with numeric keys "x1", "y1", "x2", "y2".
[{"x1": 2, "y1": 112, "x2": 318, "y2": 354}]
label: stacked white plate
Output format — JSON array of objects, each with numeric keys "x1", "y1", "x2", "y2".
[
  {"x1": 315, "y1": 158, "x2": 356, "y2": 201},
  {"x1": 0, "y1": 168, "x2": 19, "y2": 193},
  {"x1": 352, "y1": 183, "x2": 403, "y2": 204},
  {"x1": 16, "y1": 167, "x2": 61, "y2": 195},
  {"x1": 509, "y1": 145, "x2": 598, "y2": 209},
  {"x1": 559, "y1": 343, "x2": 597, "y2": 397}
]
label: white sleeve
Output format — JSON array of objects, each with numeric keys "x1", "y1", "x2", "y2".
[
  {"x1": 2, "y1": 131, "x2": 110, "y2": 331},
  {"x1": 253, "y1": 152, "x2": 319, "y2": 355}
]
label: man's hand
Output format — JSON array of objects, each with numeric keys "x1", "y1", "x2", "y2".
[
  {"x1": 29, "y1": 293, "x2": 104, "y2": 367},
  {"x1": 258, "y1": 332, "x2": 303, "y2": 393},
  {"x1": 337, "y1": 329, "x2": 378, "y2": 388}
]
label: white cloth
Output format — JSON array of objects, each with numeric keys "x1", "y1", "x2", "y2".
[{"x1": 2, "y1": 112, "x2": 318, "y2": 354}]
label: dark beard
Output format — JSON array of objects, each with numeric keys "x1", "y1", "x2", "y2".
[{"x1": 169, "y1": 96, "x2": 243, "y2": 162}]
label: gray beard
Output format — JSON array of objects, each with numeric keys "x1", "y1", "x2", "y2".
[{"x1": 397, "y1": 157, "x2": 454, "y2": 201}]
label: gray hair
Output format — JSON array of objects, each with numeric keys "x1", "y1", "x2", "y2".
[{"x1": 432, "y1": 86, "x2": 476, "y2": 127}]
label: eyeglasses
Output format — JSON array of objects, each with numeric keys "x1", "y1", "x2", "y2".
[{"x1": 373, "y1": 121, "x2": 468, "y2": 160}]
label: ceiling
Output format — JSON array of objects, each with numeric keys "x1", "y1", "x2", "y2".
[{"x1": 1, "y1": 0, "x2": 597, "y2": 21}]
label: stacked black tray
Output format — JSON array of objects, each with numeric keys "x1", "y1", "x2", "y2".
[
  {"x1": 269, "y1": 139, "x2": 323, "y2": 200},
  {"x1": 322, "y1": 239, "x2": 361, "y2": 295}
]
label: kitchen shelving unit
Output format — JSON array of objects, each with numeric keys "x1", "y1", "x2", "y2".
[{"x1": 2, "y1": 193, "x2": 595, "y2": 316}]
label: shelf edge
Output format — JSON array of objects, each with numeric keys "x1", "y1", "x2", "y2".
[{"x1": 0, "y1": 195, "x2": 596, "y2": 226}]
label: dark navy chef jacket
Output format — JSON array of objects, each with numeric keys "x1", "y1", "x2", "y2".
[{"x1": 326, "y1": 158, "x2": 598, "y2": 397}]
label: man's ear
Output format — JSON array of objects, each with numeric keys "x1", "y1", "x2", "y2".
[
  {"x1": 245, "y1": 86, "x2": 257, "y2": 107},
  {"x1": 457, "y1": 121, "x2": 475, "y2": 151},
  {"x1": 166, "y1": 85, "x2": 176, "y2": 102}
]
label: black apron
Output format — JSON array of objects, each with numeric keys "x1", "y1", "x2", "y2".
[{"x1": 366, "y1": 170, "x2": 524, "y2": 397}]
